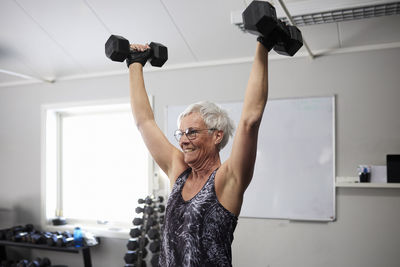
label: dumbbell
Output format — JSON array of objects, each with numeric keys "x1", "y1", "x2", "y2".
[
  {"x1": 143, "y1": 196, "x2": 164, "y2": 205},
  {"x1": 56, "y1": 232, "x2": 74, "y2": 247},
  {"x1": 146, "y1": 216, "x2": 159, "y2": 227},
  {"x1": 130, "y1": 227, "x2": 144, "y2": 238},
  {"x1": 150, "y1": 254, "x2": 159, "y2": 267},
  {"x1": 124, "y1": 262, "x2": 147, "y2": 267},
  {"x1": 46, "y1": 231, "x2": 70, "y2": 247},
  {"x1": 4, "y1": 224, "x2": 34, "y2": 242},
  {"x1": 105, "y1": 35, "x2": 168, "y2": 67},
  {"x1": 132, "y1": 217, "x2": 145, "y2": 226},
  {"x1": 26, "y1": 257, "x2": 51, "y2": 267},
  {"x1": 127, "y1": 237, "x2": 149, "y2": 251},
  {"x1": 147, "y1": 228, "x2": 160, "y2": 240},
  {"x1": 242, "y1": 0, "x2": 303, "y2": 56},
  {"x1": 138, "y1": 196, "x2": 162, "y2": 205},
  {"x1": 17, "y1": 259, "x2": 29, "y2": 267},
  {"x1": 31, "y1": 232, "x2": 52, "y2": 245},
  {"x1": 124, "y1": 248, "x2": 148, "y2": 264},
  {"x1": 149, "y1": 240, "x2": 160, "y2": 253},
  {"x1": 143, "y1": 205, "x2": 165, "y2": 215}
]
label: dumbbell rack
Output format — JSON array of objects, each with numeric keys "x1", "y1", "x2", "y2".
[
  {"x1": 0, "y1": 240, "x2": 94, "y2": 267},
  {"x1": 124, "y1": 196, "x2": 165, "y2": 267}
]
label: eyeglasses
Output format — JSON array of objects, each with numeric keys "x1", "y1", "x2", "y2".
[{"x1": 174, "y1": 128, "x2": 216, "y2": 142}]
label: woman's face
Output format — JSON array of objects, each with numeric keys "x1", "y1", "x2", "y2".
[{"x1": 178, "y1": 113, "x2": 218, "y2": 166}]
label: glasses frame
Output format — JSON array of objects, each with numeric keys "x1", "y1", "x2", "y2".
[{"x1": 174, "y1": 128, "x2": 216, "y2": 142}]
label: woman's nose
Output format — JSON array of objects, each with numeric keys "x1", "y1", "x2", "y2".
[{"x1": 180, "y1": 133, "x2": 190, "y2": 144}]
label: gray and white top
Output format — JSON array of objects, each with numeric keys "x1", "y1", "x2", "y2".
[{"x1": 159, "y1": 168, "x2": 238, "y2": 267}]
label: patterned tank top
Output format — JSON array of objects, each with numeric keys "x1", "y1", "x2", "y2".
[{"x1": 159, "y1": 168, "x2": 238, "y2": 267}]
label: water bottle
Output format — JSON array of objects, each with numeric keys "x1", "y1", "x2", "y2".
[{"x1": 73, "y1": 227, "x2": 83, "y2": 247}]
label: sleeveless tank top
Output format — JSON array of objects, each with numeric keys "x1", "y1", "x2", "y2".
[{"x1": 159, "y1": 168, "x2": 238, "y2": 267}]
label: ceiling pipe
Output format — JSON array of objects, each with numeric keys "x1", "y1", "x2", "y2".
[
  {"x1": 0, "y1": 69, "x2": 55, "y2": 83},
  {"x1": 276, "y1": 0, "x2": 315, "y2": 59}
]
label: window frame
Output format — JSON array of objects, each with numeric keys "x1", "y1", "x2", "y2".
[{"x1": 40, "y1": 98, "x2": 155, "y2": 238}]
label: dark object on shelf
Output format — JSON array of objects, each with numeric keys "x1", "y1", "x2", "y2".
[
  {"x1": 52, "y1": 217, "x2": 67, "y2": 226},
  {"x1": 387, "y1": 154, "x2": 400, "y2": 183}
]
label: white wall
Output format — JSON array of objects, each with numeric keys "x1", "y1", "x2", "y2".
[{"x1": 1, "y1": 47, "x2": 400, "y2": 266}]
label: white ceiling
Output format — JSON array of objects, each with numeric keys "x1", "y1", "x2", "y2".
[{"x1": 0, "y1": 0, "x2": 399, "y2": 87}]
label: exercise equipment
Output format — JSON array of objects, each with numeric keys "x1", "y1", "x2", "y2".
[
  {"x1": 129, "y1": 228, "x2": 143, "y2": 238},
  {"x1": 150, "y1": 254, "x2": 159, "y2": 267},
  {"x1": 105, "y1": 35, "x2": 168, "y2": 67},
  {"x1": 124, "y1": 195, "x2": 165, "y2": 267},
  {"x1": 242, "y1": 0, "x2": 303, "y2": 56},
  {"x1": 146, "y1": 228, "x2": 159, "y2": 240},
  {"x1": 127, "y1": 237, "x2": 149, "y2": 251},
  {"x1": 124, "y1": 249, "x2": 148, "y2": 264},
  {"x1": 5, "y1": 257, "x2": 52, "y2": 267},
  {"x1": 149, "y1": 240, "x2": 160, "y2": 253}
]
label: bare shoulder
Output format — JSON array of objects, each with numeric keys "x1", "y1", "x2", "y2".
[{"x1": 167, "y1": 149, "x2": 189, "y2": 186}]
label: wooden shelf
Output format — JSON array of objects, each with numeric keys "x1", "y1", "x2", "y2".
[{"x1": 336, "y1": 182, "x2": 400, "y2": 188}]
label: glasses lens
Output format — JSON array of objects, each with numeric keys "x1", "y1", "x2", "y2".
[
  {"x1": 186, "y1": 129, "x2": 196, "y2": 140},
  {"x1": 174, "y1": 130, "x2": 183, "y2": 141}
]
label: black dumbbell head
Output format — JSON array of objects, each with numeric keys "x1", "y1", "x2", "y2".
[
  {"x1": 130, "y1": 227, "x2": 143, "y2": 238},
  {"x1": 147, "y1": 228, "x2": 160, "y2": 240},
  {"x1": 158, "y1": 205, "x2": 165, "y2": 213},
  {"x1": 127, "y1": 239, "x2": 140, "y2": 251},
  {"x1": 149, "y1": 42, "x2": 168, "y2": 67},
  {"x1": 274, "y1": 25, "x2": 303, "y2": 56},
  {"x1": 133, "y1": 217, "x2": 144, "y2": 226},
  {"x1": 136, "y1": 207, "x2": 144, "y2": 214},
  {"x1": 151, "y1": 254, "x2": 159, "y2": 267},
  {"x1": 39, "y1": 257, "x2": 52, "y2": 267},
  {"x1": 242, "y1": 0, "x2": 277, "y2": 37},
  {"x1": 105, "y1": 35, "x2": 130, "y2": 62},
  {"x1": 144, "y1": 196, "x2": 164, "y2": 205},
  {"x1": 124, "y1": 251, "x2": 138, "y2": 264},
  {"x1": 149, "y1": 240, "x2": 160, "y2": 253}
]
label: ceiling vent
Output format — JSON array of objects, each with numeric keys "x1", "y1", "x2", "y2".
[
  {"x1": 232, "y1": 2, "x2": 400, "y2": 29},
  {"x1": 280, "y1": 2, "x2": 400, "y2": 26}
]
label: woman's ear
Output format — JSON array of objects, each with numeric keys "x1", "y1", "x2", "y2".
[{"x1": 215, "y1": 130, "x2": 224, "y2": 145}]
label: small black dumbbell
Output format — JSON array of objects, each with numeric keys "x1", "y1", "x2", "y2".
[
  {"x1": 150, "y1": 253, "x2": 159, "y2": 267},
  {"x1": 149, "y1": 240, "x2": 160, "y2": 253},
  {"x1": 146, "y1": 217, "x2": 159, "y2": 227},
  {"x1": 130, "y1": 227, "x2": 144, "y2": 238},
  {"x1": 105, "y1": 35, "x2": 168, "y2": 67},
  {"x1": 133, "y1": 218, "x2": 144, "y2": 226},
  {"x1": 56, "y1": 231, "x2": 74, "y2": 247},
  {"x1": 17, "y1": 259, "x2": 29, "y2": 267},
  {"x1": 144, "y1": 196, "x2": 164, "y2": 205},
  {"x1": 26, "y1": 257, "x2": 51, "y2": 267},
  {"x1": 144, "y1": 205, "x2": 165, "y2": 215},
  {"x1": 127, "y1": 237, "x2": 149, "y2": 251},
  {"x1": 124, "y1": 248, "x2": 148, "y2": 263},
  {"x1": 147, "y1": 228, "x2": 160, "y2": 240}
]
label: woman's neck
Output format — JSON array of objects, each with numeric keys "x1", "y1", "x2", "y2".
[{"x1": 189, "y1": 153, "x2": 221, "y2": 180}]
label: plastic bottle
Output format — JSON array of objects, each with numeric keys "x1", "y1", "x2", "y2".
[{"x1": 73, "y1": 227, "x2": 83, "y2": 247}]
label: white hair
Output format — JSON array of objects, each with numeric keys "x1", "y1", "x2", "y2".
[{"x1": 177, "y1": 101, "x2": 235, "y2": 150}]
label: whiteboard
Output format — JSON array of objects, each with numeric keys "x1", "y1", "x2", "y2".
[{"x1": 166, "y1": 96, "x2": 335, "y2": 221}]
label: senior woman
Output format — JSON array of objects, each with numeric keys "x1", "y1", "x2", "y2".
[{"x1": 128, "y1": 40, "x2": 268, "y2": 266}]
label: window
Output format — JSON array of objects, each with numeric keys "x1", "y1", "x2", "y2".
[{"x1": 42, "y1": 101, "x2": 151, "y2": 232}]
